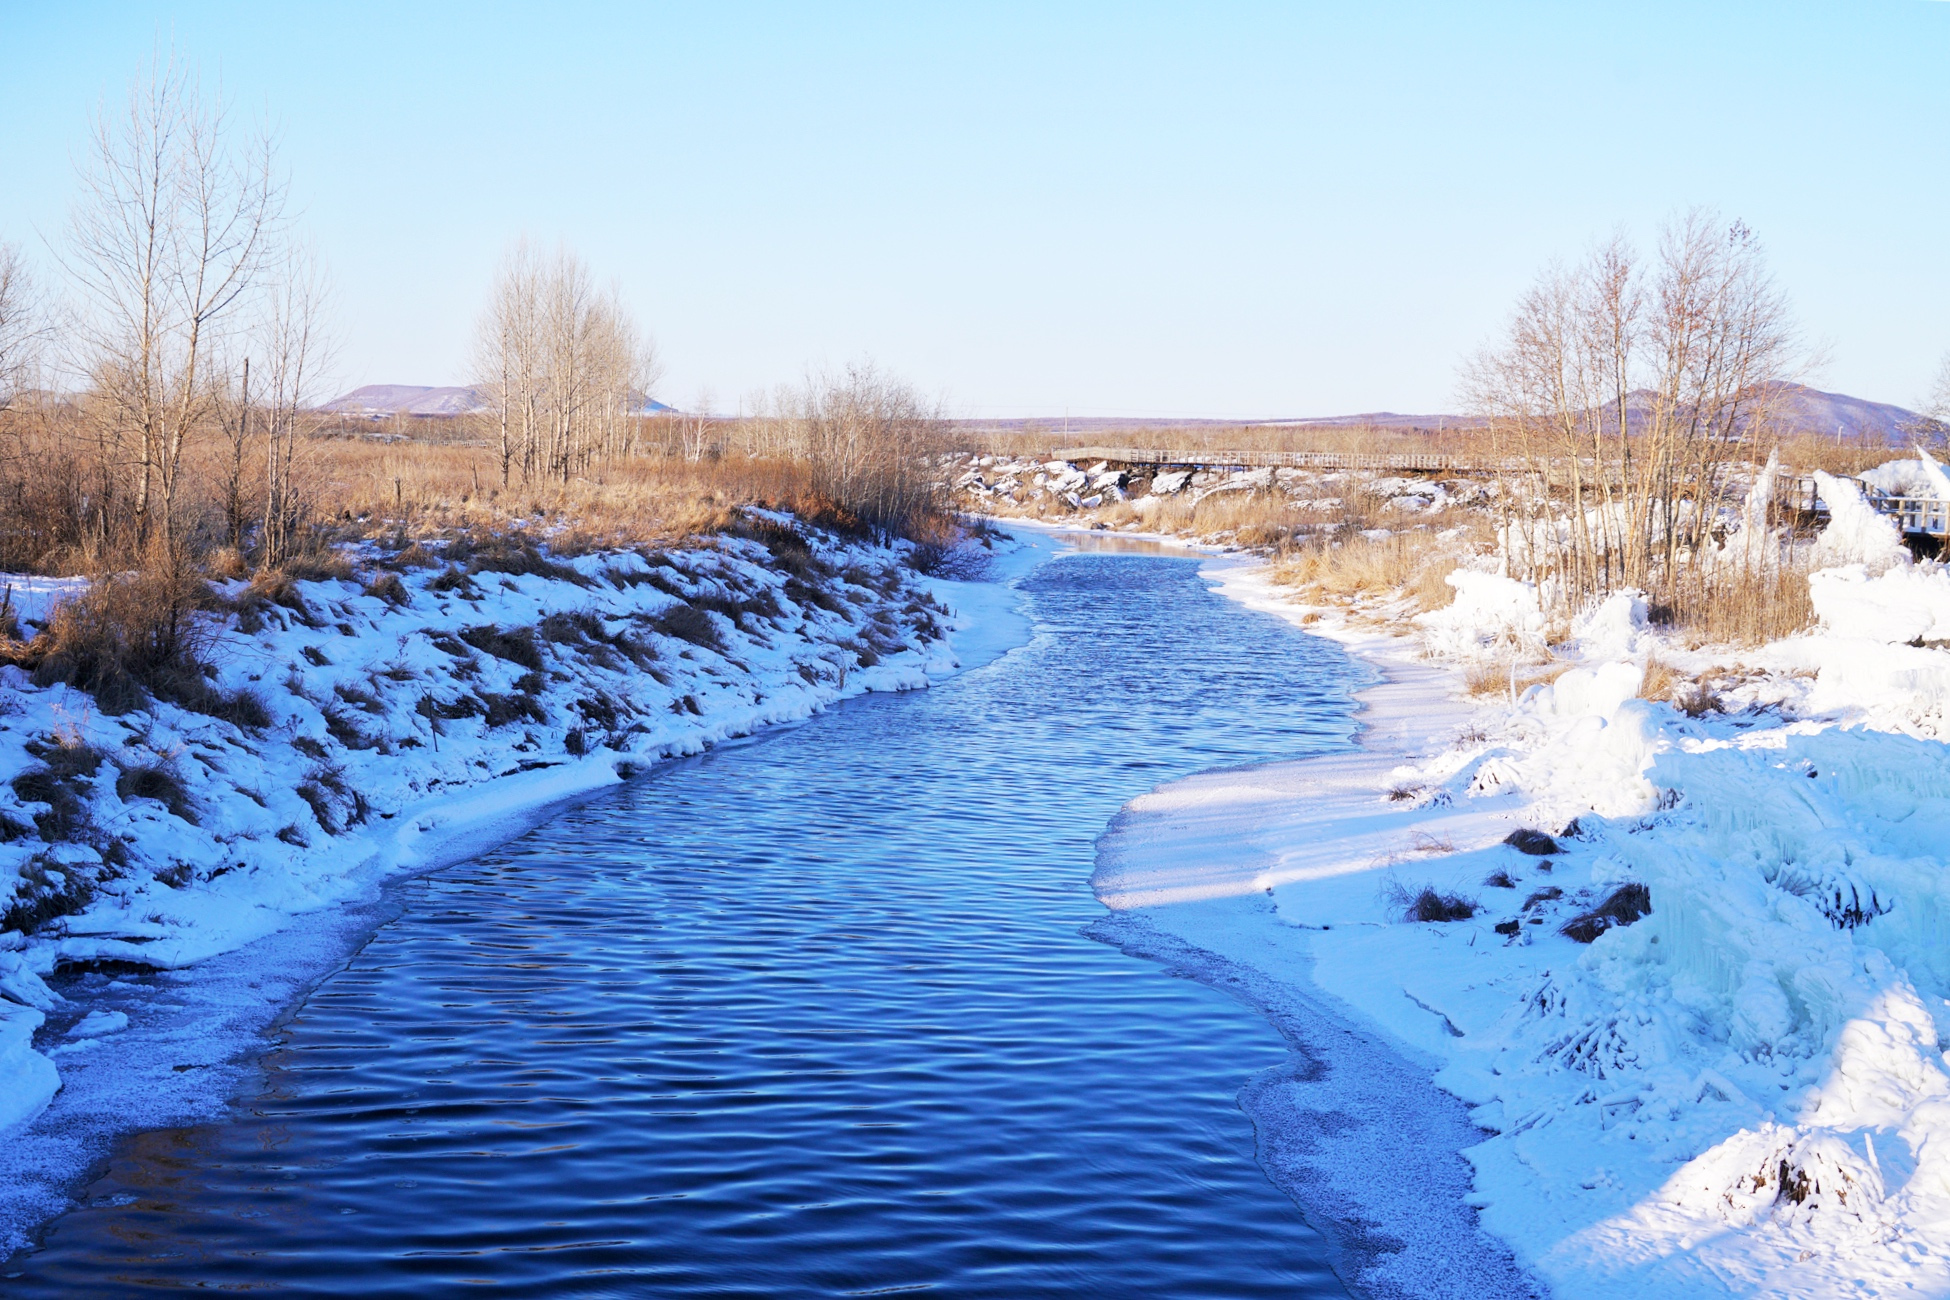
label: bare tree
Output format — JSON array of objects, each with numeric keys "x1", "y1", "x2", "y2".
[
  {"x1": 0, "y1": 241, "x2": 46, "y2": 416},
  {"x1": 1463, "y1": 210, "x2": 1799, "y2": 615},
  {"x1": 749, "y1": 363, "x2": 945, "y2": 536},
  {"x1": 472, "y1": 242, "x2": 658, "y2": 485},
  {"x1": 64, "y1": 53, "x2": 285, "y2": 554},
  {"x1": 256, "y1": 251, "x2": 332, "y2": 568},
  {"x1": 1925, "y1": 352, "x2": 1950, "y2": 428}
]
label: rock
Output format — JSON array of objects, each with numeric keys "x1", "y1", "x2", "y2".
[{"x1": 1152, "y1": 470, "x2": 1193, "y2": 495}]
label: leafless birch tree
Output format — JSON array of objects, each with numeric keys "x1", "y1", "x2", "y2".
[
  {"x1": 473, "y1": 242, "x2": 658, "y2": 485},
  {"x1": 64, "y1": 53, "x2": 285, "y2": 554}
]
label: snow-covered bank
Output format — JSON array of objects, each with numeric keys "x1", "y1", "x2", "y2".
[
  {"x1": 1103, "y1": 554, "x2": 1950, "y2": 1298},
  {"x1": 0, "y1": 517, "x2": 1057, "y2": 1204}
]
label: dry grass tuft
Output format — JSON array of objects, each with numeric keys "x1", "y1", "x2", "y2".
[{"x1": 1272, "y1": 526, "x2": 1475, "y2": 611}]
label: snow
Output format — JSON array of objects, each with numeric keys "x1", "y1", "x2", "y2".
[
  {"x1": 0, "y1": 575, "x2": 88, "y2": 631},
  {"x1": 0, "y1": 515, "x2": 1046, "y2": 1199},
  {"x1": 1809, "y1": 564, "x2": 1950, "y2": 644},
  {"x1": 1811, "y1": 472, "x2": 1909, "y2": 572},
  {"x1": 1859, "y1": 450, "x2": 1950, "y2": 502},
  {"x1": 1418, "y1": 569, "x2": 1547, "y2": 661},
  {"x1": 1097, "y1": 507, "x2": 1950, "y2": 1296}
]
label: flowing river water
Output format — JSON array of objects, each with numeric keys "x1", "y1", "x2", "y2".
[{"x1": 6, "y1": 547, "x2": 1371, "y2": 1297}]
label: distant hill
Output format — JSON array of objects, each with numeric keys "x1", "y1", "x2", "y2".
[
  {"x1": 956, "y1": 383, "x2": 1935, "y2": 441},
  {"x1": 320, "y1": 384, "x2": 490, "y2": 416},
  {"x1": 319, "y1": 385, "x2": 676, "y2": 418},
  {"x1": 1761, "y1": 383, "x2": 1934, "y2": 441}
]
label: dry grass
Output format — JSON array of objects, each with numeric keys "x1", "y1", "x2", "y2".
[
  {"x1": 1773, "y1": 434, "x2": 1905, "y2": 477},
  {"x1": 1462, "y1": 657, "x2": 1572, "y2": 700},
  {"x1": 0, "y1": 404, "x2": 957, "y2": 580},
  {"x1": 1271, "y1": 524, "x2": 1479, "y2": 611},
  {"x1": 1658, "y1": 562, "x2": 1815, "y2": 646}
]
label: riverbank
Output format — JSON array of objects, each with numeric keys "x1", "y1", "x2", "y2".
[
  {"x1": 1098, "y1": 539, "x2": 1950, "y2": 1297},
  {"x1": 0, "y1": 515, "x2": 1058, "y2": 1227}
]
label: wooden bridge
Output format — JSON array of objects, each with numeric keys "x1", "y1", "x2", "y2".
[{"x1": 1051, "y1": 446, "x2": 1484, "y2": 473}]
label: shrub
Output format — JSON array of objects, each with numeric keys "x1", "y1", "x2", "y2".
[
  {"x1": 651, "y1": 603, "x2": 725, "y2": 652},
  {"x1": 1384, "y1": 879, "x2": 1478, "y2": 922},
  {"x1": 364, "y1": 571, "x2": 411, "y2": 607},
  {"x1": 1484, "y1": 869, "x2": 1517, "y2": 889},
  {"x1": 115, "y1": 763, "x2": 196, "y2": 824},
  {"x1": 482, "y1": 691, "x2": 546, "y2": 728},
  {"x1": 7, "y1": 567, "x2": 221, "y2": 716},
  {"x1": 1562, "y1": 883, "x2": 1652, "y2": 943},
  {"x1": 459, "y1": 624, "x2": 544, "y2": 671},
  {"x1": 1504, "y1": 828, "x2": 1559, "y2": 855}
]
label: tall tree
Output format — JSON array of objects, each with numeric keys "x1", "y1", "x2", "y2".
[{"x1": 64, "y1": 52, "x2": 284, "y2": 553}]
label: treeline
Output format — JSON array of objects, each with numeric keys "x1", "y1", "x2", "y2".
[
  {"x1": 0, "y1": 56, "x2": 953, "y2": 589},
  {"x1": 0, "y1": 56, "x2": 327, "y2": 574}
]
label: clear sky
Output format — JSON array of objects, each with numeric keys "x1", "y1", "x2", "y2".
[{"x1": 2, "y1": 2, "x2": 1946, "y2": 418}]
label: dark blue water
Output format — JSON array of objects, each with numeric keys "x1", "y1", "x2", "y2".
[{"x1": 8, "y1": 553, "x2": 1365, "y2": 1297}]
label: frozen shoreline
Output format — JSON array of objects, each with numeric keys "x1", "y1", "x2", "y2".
[
  {"x1": 0, "y1": 520, "x2": 1063, "y2": 1253},
  {"x1": 1107, "y1": 553, "x2": 1950, "y2": 1299}
]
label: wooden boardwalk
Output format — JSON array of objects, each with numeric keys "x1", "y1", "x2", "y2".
[{"x1": 1051, "y1": 445, "x2": 1481, "y2": 473}]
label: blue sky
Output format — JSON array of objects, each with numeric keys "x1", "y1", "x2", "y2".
[{"x1": 1, "y1": 2, "x2": 1945, "y2": 417}]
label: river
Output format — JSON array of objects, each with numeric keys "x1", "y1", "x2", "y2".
[{"x1": 6, "y1": 546, "x2": 1369, "y2": 1297}]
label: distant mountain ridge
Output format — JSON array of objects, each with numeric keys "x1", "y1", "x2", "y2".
[{"x1": 959, "y1": 383, "x2": 1935, "y2": 441}]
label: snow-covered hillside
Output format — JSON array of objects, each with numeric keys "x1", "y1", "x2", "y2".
[{"x1": 0, "y1": 514, "x2": 989, "y2": 1139}]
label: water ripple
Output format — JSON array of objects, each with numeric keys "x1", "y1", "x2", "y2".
[{"x1": 10, "y1": 553, "x2": 1364, "y2": 1297}]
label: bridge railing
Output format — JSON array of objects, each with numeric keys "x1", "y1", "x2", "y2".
[{"x1": 1050, "y1": 446, "x2": 1493, "y2": 473}]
